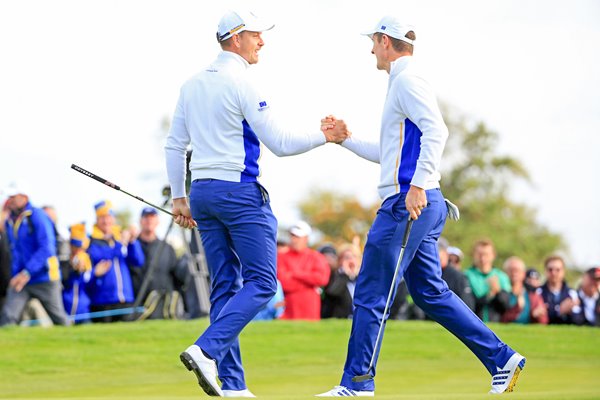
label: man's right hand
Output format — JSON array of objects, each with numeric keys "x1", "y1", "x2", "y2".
[
  {"x1": 10, "y1": 270, "x2": 30, "y2": 292},
  {"x1": 321, "y1": 115, "x2": 351, "y2": 144},
  {"x1": 172, "y1": 197, "x2": 197, "y2": 229}
]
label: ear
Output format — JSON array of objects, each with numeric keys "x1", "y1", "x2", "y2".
[
  {"x1": 232, "y1": 34, "x2": 241, "y2": 48},
  {"x1": 382, "y1": 34, "x2": 391, "y2": 48}
]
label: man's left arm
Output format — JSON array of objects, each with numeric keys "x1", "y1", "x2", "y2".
[{"x1": 398, "y1": 76, "x2": 449, "y2": 219}]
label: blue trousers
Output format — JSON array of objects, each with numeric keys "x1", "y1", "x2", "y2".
[
  {"x1": 189, "y1": 179, "x2": 278, "y2": 391},
  {"x1": 341, "y1": 189, "x2": 514, "y2": 391}
]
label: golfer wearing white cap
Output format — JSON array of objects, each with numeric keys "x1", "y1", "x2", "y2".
[
  {"x1": 165, "y1": 9, "x2": 350, "y2": 398},
  {"x1": 317, "y1": 16, "x2": 525, "y2": 396}
]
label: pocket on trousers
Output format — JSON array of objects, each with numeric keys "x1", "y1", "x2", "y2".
[{"x1": 219, "y1": 184, "x2": 263, "y2": 209}]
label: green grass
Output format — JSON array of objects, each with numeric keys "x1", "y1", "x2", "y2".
[{"x1": 1, "y1": 319, "x2": 599, "y2": 399}]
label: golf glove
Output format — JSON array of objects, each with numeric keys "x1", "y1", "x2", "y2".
[{"x1": 444, "y1": 198, "x2": 460, "y2": 221}]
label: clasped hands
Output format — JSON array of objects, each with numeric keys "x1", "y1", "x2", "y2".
[{"x1": 321, "y1": 115, "x2": 350, "y2": 144}]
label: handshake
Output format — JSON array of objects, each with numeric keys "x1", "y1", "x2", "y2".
[{"x1": 321, "y1": 115, "x2": 351, "y2": 144}]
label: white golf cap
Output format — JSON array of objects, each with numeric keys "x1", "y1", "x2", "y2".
[
  {"x1": 3, "y1": 181, "x2": 30, "y2": 197},
  {"x1": 289, "y1": 220, "x2": 312, "y2": 238},
  {"x1": 217, "y1": 10, "x2": 274, "y2": 42},
  {"x1": 361, "y1": 15, "x2": 415, "y2": 45},
  {"x1": 447, "y1": 246, "x2": 464, "y2": 260}
]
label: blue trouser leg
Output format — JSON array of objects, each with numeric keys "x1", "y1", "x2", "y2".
[
  {"x1": 198, "y1": 221, "x2": 246, "y2": 390},
  {"x1": 190, "y1": 180, "x2": 278, "y2": 391},
  {"x1": 404, "y1": 235, "x2": 513, "y2": 376},
  {"x1": 340, "y1": 190, "x2": 514, "y2": 392}
]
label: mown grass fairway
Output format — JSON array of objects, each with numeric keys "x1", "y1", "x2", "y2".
[{"x1": 1, "y1": 319, "x2": 599, "y2": 399}]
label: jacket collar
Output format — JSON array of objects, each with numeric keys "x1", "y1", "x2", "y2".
[
  {"x1": 218, "y1": 50, "x2": 250, "y2": 70},
  {"x1": 389, "y1": 55, "x2": 412, "y2": 79}
]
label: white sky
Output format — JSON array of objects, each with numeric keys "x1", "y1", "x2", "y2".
[{"x1": 1, "y1": 0, "x2": 599, "y2": 267}]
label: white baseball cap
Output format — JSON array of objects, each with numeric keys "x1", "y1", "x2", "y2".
[
  {"x1": 289, "y1": 220, "x2": 312, "y2": 238},
  {"x1": 3, "y1": 181, "x2": 30, "y2": 197},
  {"x1": 361, "y1": 15, "x2": 415, "y2": 45},
  {"x1": 447, "y1": 246, "x2": 464, "y2": 260},
  {"x1": 217, "y1": 10, "x2": 274, "y2": 42}
]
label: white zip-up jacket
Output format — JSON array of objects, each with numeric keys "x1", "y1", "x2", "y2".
[
  {"x1": 165, "y1": 51, "x2": 326, "y2": 199},
  {"x1": 342, "y1": 56, "x2": 449, "y2": 200}
]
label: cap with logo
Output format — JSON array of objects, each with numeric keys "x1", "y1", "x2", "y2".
[
  {"x1": 217, "y1": 10, "x2": 274, "y2": 42},
  {"x1": 361, "y1": 15, "x2": 415, "y2": 45}
]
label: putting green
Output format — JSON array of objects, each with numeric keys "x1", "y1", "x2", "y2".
[{"x1": 0, "y1": 319, "x2": 598, "y2": 399}]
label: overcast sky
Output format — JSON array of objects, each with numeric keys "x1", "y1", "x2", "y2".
[{"x1": 1, "y1": 0, "x2": 599, "y2": 267}]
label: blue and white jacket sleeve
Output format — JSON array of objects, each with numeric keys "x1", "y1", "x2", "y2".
[
  {"x1": 239, "y1": 80, "x2": 326, "y2": 157},
  {"x1": 396, "y1": 74, "x2": 448, "y2": 189},
  {"x1": 341, "y1": 136, "x2": 380, "y2": 163},
  {"x1": 164, "y1": 90, "x2": 191, "y2": 199}
]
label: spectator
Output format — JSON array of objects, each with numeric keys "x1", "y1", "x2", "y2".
[
  {"x1": 62, "y1": 222, "x2": 92, "y2": 323},
  {"x1": 464, "y1": 239, "x2": 511, "y2": 322},
  {"x1": 86, "y1": 200, "x2": 144, "y2": 323},
  {"x1": 501, "y1": 256, "x2": 548, "y2": 324},
  {"x1": 537, "y1": 255, "x2": 579, "y2": 325},
  {"x1": 42, "y1": 205, "x2": 70, "y2": 268},
  {"x1": 321, "y1": 244, "x2": 360, "y2": 319},
  {"x1": 524, "y1": 268, "x2": 542, "y2": 292},
  {"x1": 134, "y1": 207, "x2": 185, "y2": 320},
  {"x1": 277, "y1": 221, "x2": 330, "y2": 320},
  {"x1": 440, "y1": 239, "x2": 475, "y2": 312},
  {"x1": 573, "y1": 267, "x2": 600, "y2": 326},
  {"x1": 0, "y1": 182, "x2": 69, "y2": 327},
  {"x1": 447, "y1": 246, "x2": 464, "y2": 270},
  {"x1": 0, "y1": 202, "x2": 12, "y2": 310},
  {"x1": 318, "y1": 244, "x2": 338, "y2": 273},
  {"x1": 277, "y1": 230, "x2": 290, "y2": 254}
]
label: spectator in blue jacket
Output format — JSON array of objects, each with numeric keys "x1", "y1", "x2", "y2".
[
  {"x1": 537, "y1": 255, "x2": 579, "y2": 324},
  {"x1": 62, "y1": 222, "x2": 92, "y2": 324},
  {"x1": 0, "y1": 182, "x2": 69, "y2": 326},
  {"x1": 86, "y1": 201, "x2": 144, "y2": 322}
]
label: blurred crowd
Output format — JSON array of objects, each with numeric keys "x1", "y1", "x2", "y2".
[
  {"x1": 1, "y1": 182, "x2": 599, "y2": 328},
  {"x1": 0, "y1": 182, "x2": 207, "y2": 326}
]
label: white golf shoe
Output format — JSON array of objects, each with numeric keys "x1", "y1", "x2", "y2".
[
  {"x1": 489, "y1": 353, "x2": 526, "y2": 394},
  {"x1": 315, "y1": 386, "x2": 374, "y2": 397},
  {"x1": 222, "y1": 389, "x2": 256, "y2": 397},
  {"x1": 180, "y1": 344, "x2": 224, "y2": 397}
]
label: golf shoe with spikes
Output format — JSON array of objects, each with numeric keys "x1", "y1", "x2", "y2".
[
  {"x1": 180, "y1": 344, "x2": 224, "y2": 397},
  {"x1": 489, "y1": 353, "x2": 526, "y2": 394}
]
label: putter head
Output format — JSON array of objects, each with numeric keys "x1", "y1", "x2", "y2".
[{"x1": 352, "y1": 373, "x2": 374, "y2": 383}]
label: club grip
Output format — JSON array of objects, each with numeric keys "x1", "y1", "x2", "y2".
[
  {"x1": 71, "y1": 164, "x2": 120, "y2": 191},
  {"x1": 401, "y1": 218, "x2": 414, "y2": 248}
]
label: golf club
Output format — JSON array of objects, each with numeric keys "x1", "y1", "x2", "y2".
[
  {"x1": 352, "y1": 217, "x2": 414, "y2": 383},
  {"x1": 71, "y1": 164, "x2": 175, "y2": 217}
]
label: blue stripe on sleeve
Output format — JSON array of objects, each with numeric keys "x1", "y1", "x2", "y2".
[
  {"x1": 398, "y1": 118, "x2": 422, "y2": 192},
  {"x1": 241, "y1": 119, "x2": 260, "y2": 182}
]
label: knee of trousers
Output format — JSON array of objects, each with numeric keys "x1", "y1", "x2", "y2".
[
  {"x1": 410, "y1": 287, "x2": 452, "y2": 310},
  {"x1": 251, "y1": 279, "x2": 278, "y2": 303}
]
